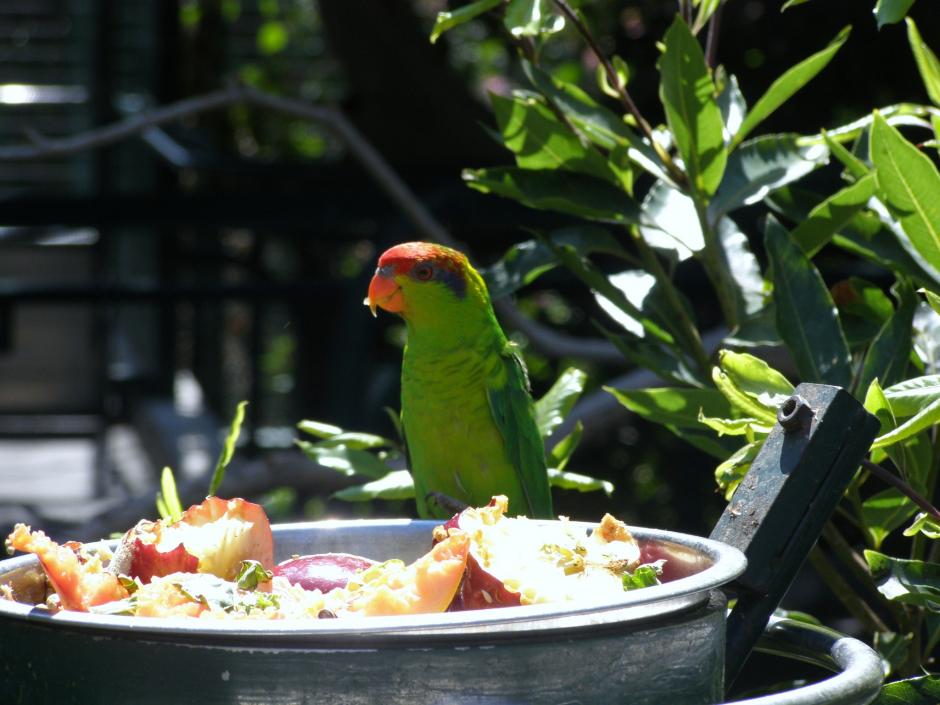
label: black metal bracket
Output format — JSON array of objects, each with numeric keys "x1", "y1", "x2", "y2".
[{"x1": 710, "y1": 383, "x2": 880, "y2": 686}]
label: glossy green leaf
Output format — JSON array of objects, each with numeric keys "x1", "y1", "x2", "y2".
[
  {"x1": 297, "y1": 420, "x2": 397, "y2": 450},
  {"x1": 874, "y1": 631, "x2": 914, "y2": 677},
  {"x1": 547, "y1": 465, "x2": 614, "y2": 495},
  {"x1": 463, "y1": 167, "x2": 642, "y2": 224},
  {"x1": 639, "y1": 181, "x2": 701, "y2": 260},
  {"x1": 862, "y1": 489, "x2": 917, "y2": 548},
  {"x1": 712, "y1": 367, "x2": 779, "y2": 425},
  {"x1": 875, "y1": 0, "x2": 916, "y2": 29},
  {"x1": 765, "y1": 216, "x2": 852, "y2": 386},
  {"x1": 906, "y1": 18, "x2": 940, "y2": 106},
  {"x1": 717, "y1": 349, "x2": 795, "y2": 409},
  {"x1": 548, "y1": 421, "x2": 583, "y2": 472},
  {"x1": 522, "y1": 62, "x2": 666, "y2": 181},
  {"x1": 791, "y1": 173, "x2": 877, "y2": 257},
  {"x1": 733, "y1": 26, "x2": 851, "y2": 148},
  {"x1": 504, "y1": 0, "x2": 564, "y2": 38},
  {"x1": 598, "y1": 326, "x2": 708, "y2": 388},
  {"x1": 547, "y1": 242, "x2": 674, "y2": 344},
  {"x1": 716, "y1": 68, "x2": 747, "y2": 145},
  {"x1": 871, "y1": 112, "x2": 940, "y2": 273},
  {"x1": 872, "y1": 397, "x2": 940, "y2": 449},
  {"x1": 823, "y1": 130, "x2": 870, "y2": 180},
  {"x1": 692, "y1": 0, "x2": 721, "y2": 33},
  {"x1": 710, "y1": 135, "x2": 829, "y2": 219},
  {"x1": 858, "y1": 281, "x2": 917, "y2": 394},
  {"x1": 698, "y1": 412, "x2": 772, "y2": 438},
  {"x1": 865, "y1": 550, "x2": 940, "y2": 610},
  {"x1": 833, "y1": 277, "x2": 895, "y2": 348},
  {"x1": 605, "y1": 386, "x2": 733, "y2": 428},
  {"x1": 430, "y1": 0, "x2": 501, "y2": 43},
  {"x1": 904, "y1": 512, "x2": 940, "y2": 539},
  {"x1": 913, "y1": 299, "x2": 940, "y2": 374},
  {"x1": 208, "y1": 400, "x2": 247, "y2": 497},
  {"x1": 719, "y1": 217, "x2": 769, "y2": 317},
  {"x1": 482, "y1": 226, "x2": 627, "y2": 300},
  {"x1": 491, "y1": 94, "x2": 617, "y2": 184},
  {"x1": 715, "y1": 440, "x2": 763, "y2": 499},
  {"x1": 780, "y1": 0, "x2": 811, "y2": 9},
  {"x1": 873, "y1": 675, "x2": 940, "y2": 705},
  {"x1": 883, "y1": 375, "x2": 940, "y2": 416},
  {"x1": 535, "y1": 367, "x2": 588, "y2": 439},
  {"x1": 333, "y1": 470, "x2": 415, "y2": 502},
  {"x1": 922, "y1": 288, "x2": 940, "y2": 316},
  {"x1": 296, "y1": 440, "x2": 393, "y2": 479},
  {"x1": 594, "y1": 270, "x2": 682, "y2": 343},
  {"x1": 659, "y1": 16, "x2": 727, "y2": 197}
]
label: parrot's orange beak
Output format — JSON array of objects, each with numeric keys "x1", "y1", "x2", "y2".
[{"x1": 366, "y1": 271, "x2": 404, "y2": 317}]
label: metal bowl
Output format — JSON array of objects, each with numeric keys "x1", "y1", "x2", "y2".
[{"x1": 0, "y1": 519, "x2": 746, "y2": 705}]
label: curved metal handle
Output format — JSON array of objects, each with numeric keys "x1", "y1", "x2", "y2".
[{"x1": 726, "y1": 617, "x2": 884, "y2": 705}]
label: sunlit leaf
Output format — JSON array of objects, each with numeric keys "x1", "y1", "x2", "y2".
[
  {"x1": 906, "y1": 18, "x2": 940, "y2": 106},
  {"x1": 873, "y1": 675, "x2": 940, "y2": 705},
  {"x1": 865, "y1": 550, "x2": 940, "y2": 610},
  {"x1": 333, "y1": 470, "x2": 415, "y2": 502},
  {"x1": 715, "y1": 68, "x2": 747, "y2": 145},
  {"x1": 157, "y1": 466, "x2": 183, "y2": 523},
  {"x1": 872, "y1": 397, "x2": 940, "y2": 449},
  {"x1": 904, "y1": 512, "x2": 940, "y2": 539},
  {"x1": 715, "y1": 440, "x2": 763, "y2": 499},
  {"x1": 463, "y1": 167, "x2": 642, "y2": 224},
  {"x1": 858, "y1": 281, "x2": 917, "y2": 394},
  {"x1": 922, "y1": 288, "x2": 940, "y2": 316},
  {"x1": 535, "y1": 368, "x2": 587, "y2": 439},
  {"x1": 791, "y1": 173, "x2": 877, "y2": 257},
  {"x1": 208, "y1": 401, "x2": 247, "y2": 497},
  {"x1": 430, "y1": 0, "x2": 501, "y2": 44},
  {"x1": 659, "y1": 16, "x2": 727, "y2": 197},
  {"x1": 504, "y1": 0, "x2": 564, "y2": 38},
  {"x1": 606, "y1": 386, "x2": 732, "y2": 428},
  {"x1": 548, "y1": 466, "x2": 614, "y2": 495},
  {"x1": 733, "y1": 26, "x2": 851, "y2": 147},
  {"x1": 296, "y1": 441, "x2": 394, "y2": 479},
  {"x1": 716, "y1": 349, "x2": 794, "y2": 409},
  {"x1": 698, "y1": 412, "x2": 772, "y2": 438},
  {"x1": 639, "y1": 181, "x2": 701, "y2": 260},
  {"x1": 548, "y1": 421, "x2": 583, "y2": 471},
  {"x1": 718, "y1": 217, "x2": 768, "y2": 317},
  {"x1": 765, "y1": 216, "x2": 852, "y2": 386},
  {"x1": 883, "y1": 375, "x2": 940, "y2": 417},
  {"x1": 862, "y1": 489, "x2": 917, "y2": 549},
  {"x1": 871, "y1": 112, "x2": 940, "y2": 274},
  {"x1": 832, "y1": 277, "x2": 895, "y2": 348}
]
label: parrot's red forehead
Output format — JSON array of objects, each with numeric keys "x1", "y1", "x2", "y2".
[{"x1": 376, "y1": 242, "x2": 467, "y2": 276}]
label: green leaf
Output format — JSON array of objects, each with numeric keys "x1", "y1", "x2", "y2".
[
  {"x1": 718, "y1": 217, "x2": 769, "y2": 317},
  {"x1": 598, "y1": 326, "x2": 708, "y2": 388},
  {"x1": 833, "y1": 277, "x2": 895, "y2": 348},
  {"x1": 491, "y1": 94, "x2": 618, "y2": 185},
  {"x1": 765, "y1": 216, "x2": 852, "y2": 386},
  {"x1": 883, "y1": 375, "x2": 940, "y2": 416},
  {"x1": 858, "y1": 281, "x2": 917, "y2": 394},
  {"x1": 639, "y1": 181, "x2": 701, "y2": 260},
  {"x1": 157, "y1": 466, "x2": 184, "y2": 523},
  {"x1": 482, "y1": 226, "x2": 626, "y2": 300},
  {"x1": 873, "y1": 631, "x2": 914, "y2": 677},
  {"x1": 522, "y1": 62, "x2": 666, "y2": 181},
  {"x1": 715, "y1": 440, "x2": 763, "y2": 498},
  {"x1": 710, "y1": 135, "x2": 829, "y2": 219},
  {"x1": 430, "y1": 0, "x2": 501, "y2": 44},
  {"x1": 791, "y1": 173, "x2": 877, "y2": 257},
  {"x1": 822, "y1": 130, "x2": 870, "y2": 180},
  {"x1": 297, "y1": 419, "x2": 343, "y2": 438},
  {"x1": 875, "y1": 0, "x2": 916, "y2": 29},
  {"x1": 871, "y1": 112, "x2": 940, "y2": 274},
  {"x1": 535, "y1": 367, "x2": 588, "y2": 439},
  {"x1": 780, "y1": 0, "x2": 811, "y2": 10},
  {"x1": 659, "y1": 16, "x2": 727, "y2": 197},
  {"x1": 208, "y1": 401, "x2": 247, "y2": 497},
  {"x1": 622, "y1": 561, "x2": 664, "y2": 590},
  {"x1": 716, "y1": 349, "x2": 795, "y2": 409},
  {"x1": 593, "y1": 270, "x2": 673, "y2": 340},
  {"x1": 865, "y1": 549, "x2": 940, "y2": 610},
  {"x1": 715, "y1": 68, "x2": 747, "y2": 145},
  {"x1": 235, "y1": 560, "x2": 274, "y2": 591},
  {"x1": 333, "y1": 470, "x2": 416, "y2": 502},
  {"x1": 733, "y1": 26, "x2": 851, "y2": 148},
  {"x1": 548, "y1": 421, "x2": 583, "y2": 471},
  {"x1": 606, "y1": 386, "x2": 733, "y2": 427},
  {"x1": 904, "y1": 512, "x2": 940, "y2": 539},
  {"x1": 698, "y1": 412, "x2": 772, "y2": 437},
  {"x1": 547, "y1": 465, "x2": 614, "y2": 495},
  {"x1": 711, "y1": 368, "x2": 779, "y2": 425},
  {"x1": 873, "y1": 675, "x2": 940, "y2": 705},
  {"x1": 297, "y1": 420, "x2": 398, "y2": 450},
  {"x1": 921, "y1": 288, "x2": 940, "y2": 316},
  {"x1": 906, "y1": 18, "x2": 940, "y2": 106},
  {"x1": 872, "y1": 397, "x2": 940, "y2": 449},
  {"x1": 463, "y1": 167, "x2": 642, "y2": 224},
  {"x1": 862, "y1": 489, "x2": 917, "y2": 548},
  {"x1": 692, "y1": 0, "x2": 721, "y2": 33},
  {"x1": 504, "y1": 0, "x2": 564, "y2": 38},
  {"x1": 296, "y1": 441, "x2": 394, "y2": 479}
]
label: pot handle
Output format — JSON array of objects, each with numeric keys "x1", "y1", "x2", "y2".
[
  {"x1": 709, "y1": 384, "x2": 880, "y2": 685},
  {"x1": 724, "y1": 616, "x2": 884, "y2": 705}
]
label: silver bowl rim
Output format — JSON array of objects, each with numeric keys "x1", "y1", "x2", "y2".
[{"x1": 0, "y1": 518, "x2": 746, "y2": 638}]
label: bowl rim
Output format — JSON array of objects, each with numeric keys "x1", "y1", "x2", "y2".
[{"x1": 0, "y1": 518, "x2": 746, "y2": 640}]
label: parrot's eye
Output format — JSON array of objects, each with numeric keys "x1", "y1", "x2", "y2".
[{"x1": 413, "y1": 263, "x2": 434, "y2": 281}]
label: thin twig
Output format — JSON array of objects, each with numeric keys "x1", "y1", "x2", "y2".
[
  {"x1": 862, "y1": 458, "x2": 940, "y2": 523},
  {"x1": 808, "y1": 545, "x2": 890, "y2": 635},
  {"x1": 550, "y1": 0, "x2": 687, "y2": 187},
  {"x1": 704, "y1": 1, "x2": 724, "y2": 68}
]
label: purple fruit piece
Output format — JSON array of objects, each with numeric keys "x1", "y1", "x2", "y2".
[{"x1": 273, "y1": 553, "x2": 376, "y2": 592}]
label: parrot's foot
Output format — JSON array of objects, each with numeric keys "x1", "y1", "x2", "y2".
[{"x1": 426, "y1": 492, "x2": 468, "y2": 518}]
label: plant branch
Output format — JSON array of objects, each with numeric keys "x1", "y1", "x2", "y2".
[
  {"x1": 550, "y1": 0, "x2": 687, "y2": 187},
  {"x1": 693, "y1": 198, "x2": 741, "y2": 329},
  {"x1": 862, "y1": 458, "x2": 940, "y2": 524},
  {"x1": 704, "y1": 1, "x2": 724, "y2": 68},
  {"x1": 808, "y1": 545, "x2": 891, "y2": 635}
]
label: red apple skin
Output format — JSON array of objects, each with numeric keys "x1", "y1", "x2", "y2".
[
  {"x1": 441, "y1": 510, "x2": 522, "y2": 611},
  {"x1": 274, "y1": 553, "x2": 376, "y2": 592}
]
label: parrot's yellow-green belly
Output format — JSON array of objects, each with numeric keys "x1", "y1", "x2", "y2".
[{"x1": 402, "y1": 348, "x2": 525, "y2": 518}]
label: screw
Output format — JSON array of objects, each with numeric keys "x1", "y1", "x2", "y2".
[{"x1": 777, "y1": 395, "x2": 814, "y2": 432}]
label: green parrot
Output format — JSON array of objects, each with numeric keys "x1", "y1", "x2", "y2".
[{"x1": 367, "y1": 241, "x2": 554, "y2": 519}]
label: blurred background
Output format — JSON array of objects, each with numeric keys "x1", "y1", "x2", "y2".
[{"x1": 0, "y1": 0, "x2": 935, "y2": 545}]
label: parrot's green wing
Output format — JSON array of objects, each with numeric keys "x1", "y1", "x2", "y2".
[{"x1": 485, "y1": 342, "x2": 554, "y2": 518}]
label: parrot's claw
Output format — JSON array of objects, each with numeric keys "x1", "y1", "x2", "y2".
[{"x1": 426, "y1": 492, "x2": 469, "y2": 518}]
